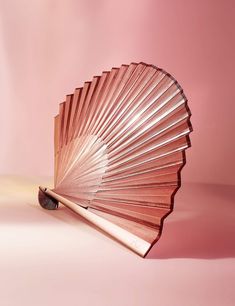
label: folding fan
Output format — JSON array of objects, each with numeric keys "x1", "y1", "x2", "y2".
[{"x1": 38, "y1": 62, "x2": 192, "y2": 257}]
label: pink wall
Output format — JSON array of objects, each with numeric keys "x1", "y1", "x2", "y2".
[{"x1": 0, "y1": 0, "x2": 234, "y2": 185}]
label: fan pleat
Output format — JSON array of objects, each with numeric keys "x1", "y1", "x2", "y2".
[
  {"x1": 88, "y1": 207, "x2": 160, "y2": 244},
  {"x1": 106, "y1": 90, "x2": 185, "y2": 153}
]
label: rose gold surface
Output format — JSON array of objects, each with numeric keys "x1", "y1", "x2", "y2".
[{"x1": 46, "y1": 62, "x2": 192, "y2": 256}]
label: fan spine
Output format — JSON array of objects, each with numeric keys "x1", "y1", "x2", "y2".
[{"x1": 40, "y1": 187, "x2": 151, "y2": 257}]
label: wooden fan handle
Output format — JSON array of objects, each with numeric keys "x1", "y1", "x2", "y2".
[{"x1": 39, "y1": 186, "x2": 151, "y2": 257}]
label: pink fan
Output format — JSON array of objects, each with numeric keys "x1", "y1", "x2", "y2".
[{"x1": 38, "y1": 62, "x2": 192, "y2": 257}]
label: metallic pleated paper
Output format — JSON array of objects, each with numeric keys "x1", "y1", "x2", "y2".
[{"x1": 39, "y1": 62, "x2": 192, "y2": 257}]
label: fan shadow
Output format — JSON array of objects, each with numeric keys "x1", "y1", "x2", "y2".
[{"x1": 147, "y1": 183, "x2": 235, "y2": 259}]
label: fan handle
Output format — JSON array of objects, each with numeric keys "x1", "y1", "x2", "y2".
[{"x1": 38, "y1": 186, "x2": 151, "y2": 257}]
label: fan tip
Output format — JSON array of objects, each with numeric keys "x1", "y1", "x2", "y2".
[{"x1": 38, "y1": 186, "x2": 59, "y2": 210}]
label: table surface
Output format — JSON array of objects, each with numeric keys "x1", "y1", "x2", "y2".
[{"x1": 0, "y1": 176, "x2": 234, "y2": 306}]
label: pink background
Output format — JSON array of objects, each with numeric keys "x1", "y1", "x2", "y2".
[
  {"x1": 0, "y1": 1, "x2": 234, "y2": 306},
  {"x1": 0, "y1": 0, "x2": 235, "y2": 185}
]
